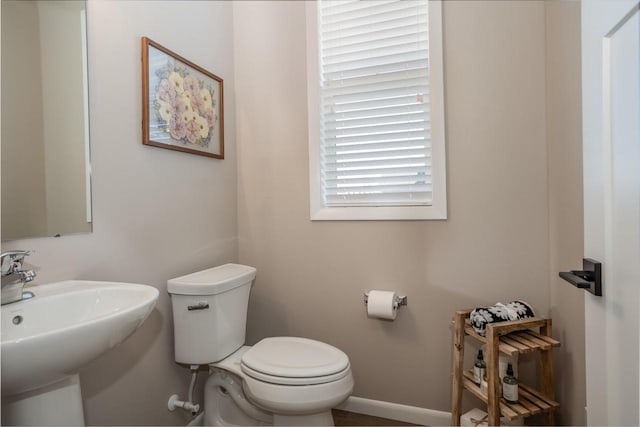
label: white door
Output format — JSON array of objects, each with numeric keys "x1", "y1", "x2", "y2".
[{"x1": 581, "y1": 1, "x2": 640, "y2": 425}]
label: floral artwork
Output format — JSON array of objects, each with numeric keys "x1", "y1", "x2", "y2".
[
  {"x1": 155, "y1": 67, "x2": 217, "y2": 145},
  {"x1": 142, "y1": 37, "x2": 224, "y2": 158}
]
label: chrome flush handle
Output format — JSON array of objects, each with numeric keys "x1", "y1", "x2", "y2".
[{"x1": 187, "y1": 302, "x2": 210, "y2": 311}]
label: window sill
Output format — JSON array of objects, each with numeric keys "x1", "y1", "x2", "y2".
[{"x1": 310, "y1": 205, "x2": 447, "y2": 221}]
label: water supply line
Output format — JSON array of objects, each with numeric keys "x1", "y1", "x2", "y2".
[
  {"x1": 168, "y1": 365, "x2": 201, "y2": 416},
  {"x1": 188, "y1": 367, "x2": 197, "y2": 406}
]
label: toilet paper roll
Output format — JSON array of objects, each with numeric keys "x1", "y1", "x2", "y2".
[{"x1": 367, "y1": 290, "x2": 398, "y2": 320}]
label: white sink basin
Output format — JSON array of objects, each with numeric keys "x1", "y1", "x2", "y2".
[{"x1": 1, "y1": 280, "x2": 159, "y2": 396}]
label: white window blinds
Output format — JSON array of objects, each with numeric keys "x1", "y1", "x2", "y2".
[{"x1": 318, "y1": 0, "x2": 432, "y2": 207}]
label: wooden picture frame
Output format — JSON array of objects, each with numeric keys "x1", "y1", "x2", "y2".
[{"x1": 142, "y1": 37, "x2": 224, "y2": 159}]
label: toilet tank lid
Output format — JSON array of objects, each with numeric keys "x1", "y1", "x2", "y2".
[{"x1": 167, "y1": 264, "x2": 256, "y2": 295}]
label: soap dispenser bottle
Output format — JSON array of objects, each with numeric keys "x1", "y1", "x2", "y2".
[
  {"x1": 502, "y1": 362, "x2": 519, "y2": 403},
  {"x1": 473, "y1": 349, "x2": 486, "y2": 385}
]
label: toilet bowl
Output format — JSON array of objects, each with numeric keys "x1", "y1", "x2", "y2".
[
  {"x1": 168, "y1": 264, "x2": 354, "y2": 426},
  {"x1": 205, "y1": 341, "x2": 353, "y2": 426}
]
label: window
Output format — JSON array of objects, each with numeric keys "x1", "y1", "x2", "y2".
[{"x1": 307, "y1": 0, "x2": 446, "y2": 220}]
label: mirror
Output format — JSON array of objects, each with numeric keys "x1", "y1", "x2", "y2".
[{"x1": 1, "y1": 0, "x2": 92, "y2": 240}]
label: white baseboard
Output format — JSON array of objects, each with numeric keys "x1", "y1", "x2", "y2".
[
  {"x1": 336, "y1": 396, "x2": 451, "y2": 426},
  {"x1": 186, "y1": 396, "x2": 451, "y2": 426}
]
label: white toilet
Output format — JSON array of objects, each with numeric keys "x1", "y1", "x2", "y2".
[{"x1": 168, "y1": 264, "x2": 354, "y2": 426}]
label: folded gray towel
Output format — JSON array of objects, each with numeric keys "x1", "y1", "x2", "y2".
[{"x1": 470, "y1": 300, "x2": 535, "y2": 336}]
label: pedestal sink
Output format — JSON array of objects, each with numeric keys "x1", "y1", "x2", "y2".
[{"x1": 1, "y1": 280, "x2": 159, "y2": 426}]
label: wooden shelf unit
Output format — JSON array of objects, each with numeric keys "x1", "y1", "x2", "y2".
[{"x1": 451, "y1": 309, "x2": 560, "y2": 426}]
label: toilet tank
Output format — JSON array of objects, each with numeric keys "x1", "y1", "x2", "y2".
[{"x1": 168, "y1": 263, "x2": 256, "y2": 365}]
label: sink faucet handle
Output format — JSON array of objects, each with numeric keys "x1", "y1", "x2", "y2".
[{"x1": 1, "y1": 250, "x2": 33, "y2": 275}]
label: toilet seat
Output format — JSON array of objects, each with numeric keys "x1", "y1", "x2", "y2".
[
  {"x1": 240, "y1": 337, "x2": 350, "y2": 385},
  {"x1": 241, "y1": 362, "x2": 351, "y2": 385},
  {"x1": 242, "y1": 369, "x2": 354, "y2": 416}
]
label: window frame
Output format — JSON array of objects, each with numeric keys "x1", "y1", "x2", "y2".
[{"x1": 306, "y1": 0, "x2": 447, "y2": 221}]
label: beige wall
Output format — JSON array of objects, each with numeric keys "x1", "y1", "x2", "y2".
[
  {"x1": 2, "y1": 1, "x2": 237, "y2": 425},
  {"x1": 545, "y1": 2, "x2": 586, "y2": 425},
  {"x1": 235, "y1": 0, "x2": 551, "y2": 412}
]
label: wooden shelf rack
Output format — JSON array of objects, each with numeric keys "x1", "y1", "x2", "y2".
[{"x1": 451, "y1": 309, "x2": 560, "y2": 426}]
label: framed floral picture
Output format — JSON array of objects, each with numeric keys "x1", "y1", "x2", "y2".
[{"x1": 142, "y1": 37, "x2": 224, "y2": 158}]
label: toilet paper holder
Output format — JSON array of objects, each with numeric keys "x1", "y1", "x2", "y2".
[{"x1": 364, "y1": 292, "x2": 408, "y2": 308}]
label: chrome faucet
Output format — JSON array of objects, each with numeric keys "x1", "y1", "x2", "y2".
[{"x1": 1, "y1": 250, "x2": 36, "y2": 305}]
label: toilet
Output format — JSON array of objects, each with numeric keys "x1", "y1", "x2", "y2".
[{"x1": 167, "y1": 264, "x2": 354, "y2": 426}]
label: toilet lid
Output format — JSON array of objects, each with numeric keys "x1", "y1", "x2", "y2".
[{"x1": 241, "y1": 337, "x2": 350, "y2": 385}]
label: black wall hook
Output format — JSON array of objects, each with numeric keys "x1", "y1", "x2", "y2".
[{"x1": 559, "y1": 258, "x2": 602, "y2": 296}]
